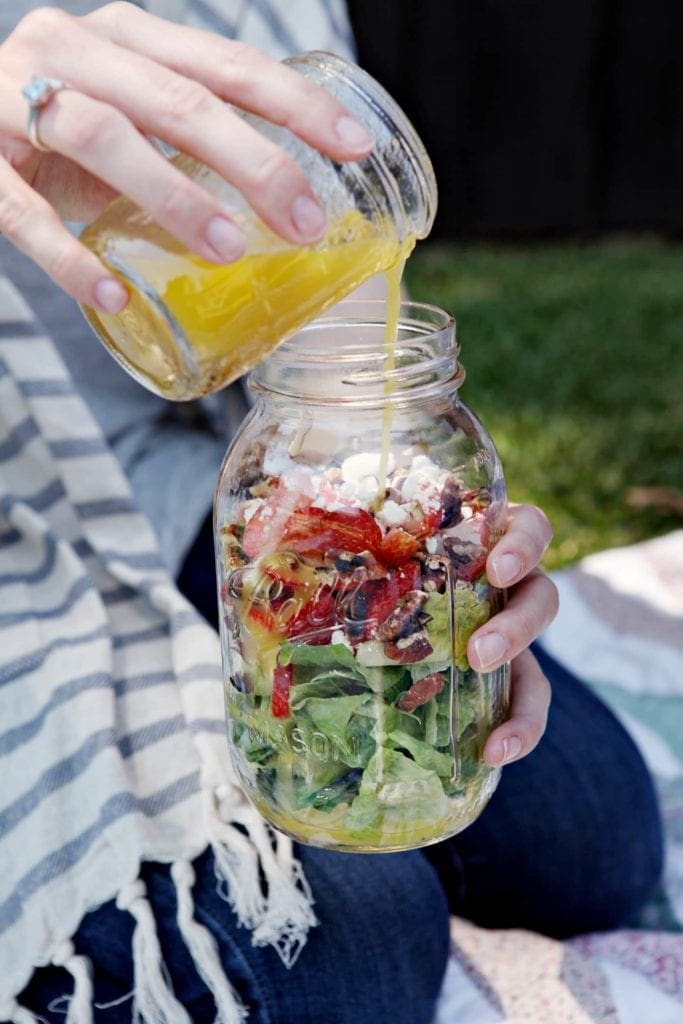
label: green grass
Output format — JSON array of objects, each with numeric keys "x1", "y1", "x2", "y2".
[{"x1": 405, "y1": 239, "x2": 683, "y2": 569}]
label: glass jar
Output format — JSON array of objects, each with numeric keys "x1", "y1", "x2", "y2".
[
  {"x1": 79, "y1": 52, "x2": 437, "y2": 401},
  {"x1": 214, "y1": 301, "x2": 510, "y2": 852}
]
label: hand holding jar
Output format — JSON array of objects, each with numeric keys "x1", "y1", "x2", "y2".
[{"x1": 0, "y1": 2, "x2": 373, "y2": 311}]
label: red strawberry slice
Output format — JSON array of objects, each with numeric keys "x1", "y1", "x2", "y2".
[
  {"x1": 280, "y1": 506, "x2": 383, "y2": 559},
  {"x1": 378, "y1": 527, "x2": 422, "y2": 566},
  {"x1": 284, "y1": 585, "x2": 337, "y2": 641},
  {"x1": 362, "y1": 561, "x2": 422, "y2": 639},
  {"x1": 271, "y1": 663, "x2": 292, "y2": 718}
]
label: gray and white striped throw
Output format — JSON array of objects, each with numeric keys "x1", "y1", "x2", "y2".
[{"x1": 0, "y1": 273, "x2": 316, "y2": 1022}]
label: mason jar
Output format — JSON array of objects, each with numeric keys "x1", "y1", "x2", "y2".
[
  {"x1": 214, "y1": 301, "x2": 510, "y2": 852},
  {"x1": 79, "y1": 52, "x2": 437, "y2": 401}
]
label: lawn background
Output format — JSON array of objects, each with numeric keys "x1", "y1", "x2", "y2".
[{"x1": 405, "y1": 239, "x2": 683, "y2": 569}]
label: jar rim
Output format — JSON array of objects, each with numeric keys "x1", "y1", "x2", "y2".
[{"x1": 250, "y1": 299, "x2": 463, "y2": 405}]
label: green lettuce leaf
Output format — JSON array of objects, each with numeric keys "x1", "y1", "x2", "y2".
[
  {"x1": 423, "y1": 588, "x2": 491, "y2": 670},
  {"x1": 295, "y1": 694, "x2": 368, "y2": 736},
  {"x1": 386, "y1": 729, "x2": 455, "y2": 778},
  {"x1": 279, "y1": 641, "x2": 359, "y2": 671},
  {"x1": 343, "y1": 748, "x2": 450, "y2": 843}
]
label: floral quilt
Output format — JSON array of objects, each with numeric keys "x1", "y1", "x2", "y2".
[{"x1": 434, "y1": 531, "x2": 683, "y2": 1023}]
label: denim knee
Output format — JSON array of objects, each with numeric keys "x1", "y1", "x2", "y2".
[
  {"x1": 435, "y1": 645, "x2": 665, "y2": 939},
  {"x1": 292, "y1": 847, "x2": 451, "y2": 1024}
]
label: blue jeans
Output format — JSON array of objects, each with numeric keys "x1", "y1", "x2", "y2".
[{"x1": 19, "y1": 536, "x2": 664, "y2": 1023}]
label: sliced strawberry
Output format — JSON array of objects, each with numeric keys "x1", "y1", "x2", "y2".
[
  {"x1": 378, "y1": 527, "x2": 422, "y2": 567},
  {"x1": 271, "y1": 663, "x2": 292, "y2": 718},
  {"x1": 284, "y1": 585, "x2": 337, "y2": 642},
  {"x1": 361, "y1": 561, "x2": 422, "y2": 640},
  {"x1": 242, "y1": 480, "x2": 306, "y2": 558},
  {"x1": 280, "y1": 507, "x2": 383, "y2": 560}
]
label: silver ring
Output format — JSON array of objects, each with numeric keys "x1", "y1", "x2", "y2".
[{"x1": 21, "y1": 74, "x2": 67, "y2": 153}]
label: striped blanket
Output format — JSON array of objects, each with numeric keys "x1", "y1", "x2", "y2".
[
  {"x1": 434, "y1": 531, "x2": 683, "y2": 1023},
  {"x1": 0, "y1": 276, "x2": 315, "y2": 1022}
]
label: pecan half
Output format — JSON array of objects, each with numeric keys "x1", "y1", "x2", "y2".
[
  {"x1": 422, "y1": 557, "x2": 448, "y2": 593},
  {"x1": 439, "y1": 476, "x2": 463, "y2": 529},
  {"x1": 396, "y1": 672, "x2": 445, "y2": 710},
  {"x1": 376, "y1": 590, "x2": 428, "y2": 641},
  {"x1": 384, "y1": 631, "x2": 433, "y2": 664}
]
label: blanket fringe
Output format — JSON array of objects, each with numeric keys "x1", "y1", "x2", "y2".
[
  {"x1": 203, "y1": 787, "x2": 266, "y2": 929},
  {"x1": 171, "y1": 860, "x2": 248, "y2": 1024},
  {"x1": 0, "y1": 1000, "x2": 46, "y2": 1024},
  {"x1": 215, "y1": 793, "x2": 317, "y2": 969},
  {"x1": 51, "y1": 942, "x2": 93, "y2": 1024},
  {"x1": 116, "y1": 879, "x2": 192, "y2": 1024}
]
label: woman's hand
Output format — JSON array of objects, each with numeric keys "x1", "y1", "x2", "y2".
[
  {"x1": 0, "y1": 3, "x2": 372, "y2": 312},
  {"x1": 466, "y1": 503, "x2": 558, "y2": 767}
]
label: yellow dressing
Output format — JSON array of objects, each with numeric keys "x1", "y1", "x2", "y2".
[{"x1": 81, "y1": 206, "x2": 404, "y2": 400}]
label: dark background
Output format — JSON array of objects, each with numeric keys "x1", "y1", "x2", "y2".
[{"x1": 347, "y1": 0, "x2": 683, "y2": 239}]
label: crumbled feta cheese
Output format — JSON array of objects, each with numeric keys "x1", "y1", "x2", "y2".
[
  {"x1": 263, "y1": 448, "x2": 292, "y2": 477},
  {"x1": 377, "y1": 500, "x2": 409, "y2": 528},
  {"x1": 341, "y1": 451, "x2": 395, "y2": 483},
  {"x1": 425, "y1": 536, "x2": 438, "y2": 554},
  {"x1": 401, "y1": 470, "x2": 439, "y2": 502},
  {"x1": 281, "y1": 466, "x2": 316, "y2": 495},
  {"x1": 242, "y1": 498, "x2": 264, "y2": 524},
  {"x1": 331, "y1": 628, "x2": 353, "y2": 649},
  {"x1": 339, "y1": 480, "x2": 357, "y2": 499},
  {"x1": 355, "y1": 475, "x2": 379, "y2": 504}
]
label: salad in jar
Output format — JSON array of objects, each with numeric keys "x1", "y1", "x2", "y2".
[{"x1": 217, "y1": 447, "x2": 509, "y2": 851}]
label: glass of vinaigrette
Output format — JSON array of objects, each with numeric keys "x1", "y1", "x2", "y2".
[{"x1": 79, "y1": 52, "x2": 436, "y2": 400}]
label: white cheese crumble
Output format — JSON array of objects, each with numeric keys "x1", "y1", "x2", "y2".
[
  {"x1": 341, "y1": 451, "x2": 395, "y2": 483},
  {"x1": 331, "y1": 628, "x2": 353, "y2": 649},
  {"x1": 355, "y1": 475, "x2": 379, "y2": 504},
  {"x1": 263, "y1": 448, "x2": 292, "y2": 477},
  {"x1": 376, "y1": 500, "x2": 409, "y2": 528},
  {"x1": 241, "y1": 498, "x2": 264, "y2": 524}
]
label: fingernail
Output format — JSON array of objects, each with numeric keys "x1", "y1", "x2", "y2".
[
  {"x1": 335, "y1": 115, "x2": 374, "y2": 152},
  {"x1": 472, "y1": 632, "x2": 507, "y2": 669},
  {"x1": 94, "y1": 278, "x2": 128, "y2": 314},
  {"x1": 204, "y1": 216, "x2": 245, "y2": 262},
  {"x1": 502, "y1": 736, "x2": 522, "y2": 763},
  {"x1": 491, "y1": 553, "x2": 522, "y2": 585},
  {"x1": 291, "y1": 195, "x2": 326, "y2": 239}
]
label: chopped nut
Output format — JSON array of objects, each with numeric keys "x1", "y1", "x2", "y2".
[
  {"x1": 384, "y1": 632, "x2": 433, "y2": 664},
  {"x1": 439, "y1": 476, "x2": 463, "y2": 528},
  {"x1": 396, "y1": 672, "x2": 445, "y2": 710},
  {"x1": 422, "y1": 557, "x2": 448, "y2": 593},
  {"x1": 376, "y1": 590, "x2": 428, "y2": 641}
]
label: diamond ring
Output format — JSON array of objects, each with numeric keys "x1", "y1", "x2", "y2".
[{"x1": 21, "y1": 74, "x2": 67, "y2": 153}]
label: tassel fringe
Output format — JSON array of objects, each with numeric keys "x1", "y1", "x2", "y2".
[
  {"x1": 116, "y1": 879, "x2": 192, "y2": 1024},
  {"x1": 0, "y1": 1002, "x2": 46, "y2": 1024},
  {"x1": 50, "y1": 941, "x2": 93, "y2": 1024},
  {"x1": 203, "y1": 788, "x2": 266, "y2": 929},
  {"x1": 213, "y1": 795, "x2": 318, "y2": 969},
  {"x1": 171, "y1": 860, "x2": 248, "y2": 1024}
]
